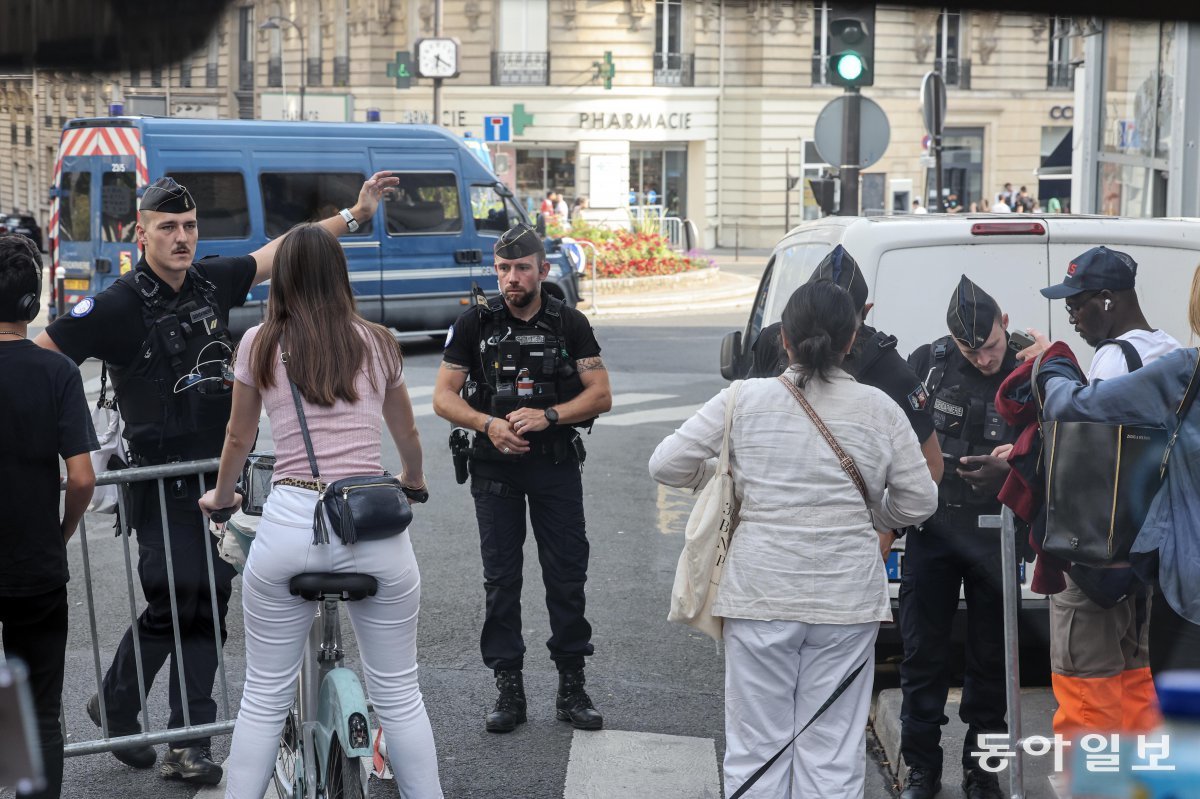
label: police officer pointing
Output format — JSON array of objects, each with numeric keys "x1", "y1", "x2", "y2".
[
  {"x1": 35, "y1": 173, "x2": 396, "y2": 783},
  {"x1": 898, "y1": 276, "x2": 1019, "y2": 799},
  {"x1": 432, "y1": 223, "x2": 612, "y2": 735}
]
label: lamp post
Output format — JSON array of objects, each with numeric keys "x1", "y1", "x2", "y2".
[{"x1": 259, "y1": 16, "x2": 305, "y2": 120}]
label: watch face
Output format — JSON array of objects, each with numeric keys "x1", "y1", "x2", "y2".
[{"x1": 416, "y1": 38, "x2": 459, "y2": 79}]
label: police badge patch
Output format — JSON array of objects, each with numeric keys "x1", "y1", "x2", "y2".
[
  {"x1": 70, "y1": 297, "x2": 95, "y2": 318},
  {"x1": 907, "y1": 385, "x2": 929, "y2": 412}
]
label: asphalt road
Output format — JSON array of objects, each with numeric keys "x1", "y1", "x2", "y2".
[{"x1": 14, "y1": 309, "x2": 902, "y2": 799}]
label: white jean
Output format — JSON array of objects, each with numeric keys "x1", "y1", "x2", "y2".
[
  {"x1": 723, "y1": 617, "x2": 878, "y2": 799},
  {"x1": 223, "y1": 486, "x2": 443, "y2": 799}
]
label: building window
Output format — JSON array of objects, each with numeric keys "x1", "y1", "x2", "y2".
[
  {"x1": 515, "y1": 148, "x2": 574, "y2": 213},
  {"x1": 935, "y1": 10, "x2": 970, "y2": 88},
  {"x1": 24, "y1": 125, "x2": 31, "y2": 146},
  {"x1": 495, "y1": 0, "x2": 549, "y2": 85},
  {"x1": 128, "y1": 69, "x2": 140, "y2": 88},
  {"x1": 267, "y1": 3, "x2": 283, "y2": 88},
  {"x1": 812, "y1": 3, "x2": 831, "y2": 86},
  {"x1": 1047, "y1": 17, "x2": 1075, "y2": 89},
  {"x1": 180, "y1": 57, "x2": 193, "y2": 88},
  {"x1": 206, "y1": 29, "x2": 220, "y2": 88},
  {"x1": 333, "y1": 0, "x2": 349, "y2": 86},
  {"x1": 238, "y1": 6, "x2": 255, "y2": 92},
  {"x1": 654, "y1": 0, "x2": 690, "y2": 86},
  {"x1": 630, "y1": 145, "x2": 687, "y2": 217},
  {"x1": 307, "y1": 0, "x2": 323, "y2": 86},
  {"x1": 924, "y1": 127, "x2": 984, "y2": 210}
]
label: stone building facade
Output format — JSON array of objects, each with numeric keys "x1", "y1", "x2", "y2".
[{"x1": 1, "y1": 1, "x2": 1086, "y2": 249}]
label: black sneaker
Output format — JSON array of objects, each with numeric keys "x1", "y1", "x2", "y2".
[
  {"x1": 161, "y1": 746, "x2": 223, "y2": 785},
  {"x1": 86, "y1": 694, "x2": 156, "y2": 769},
  {"x1": 963, "y1": 767, "x2": 1005, "y2": 799},
  {"x1": 899, "y1": 765, "x2": 942, "y2": 799}
]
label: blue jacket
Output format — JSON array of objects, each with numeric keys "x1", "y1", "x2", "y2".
[{"x1": 1040, "y1": 347, "x2": 1200, "y2": 623}]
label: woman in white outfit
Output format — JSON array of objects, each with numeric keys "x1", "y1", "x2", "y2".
[
  {"x1": 650, "y1": 281, "x2": 938, "y2": 798},
  {"x1": 199, "y1": 223, "x2": 443, "y2": 798}
]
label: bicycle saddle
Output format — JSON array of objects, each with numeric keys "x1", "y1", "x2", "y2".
[{"x1": 288, "y1": 572, "x2": 379, "y2": 602}]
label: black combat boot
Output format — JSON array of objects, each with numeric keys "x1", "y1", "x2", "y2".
[
  {"x1": 485, "y1": 669, "x2": 527, "y2": 733},
  {"x1": 86, "y1": 693, "x2": 157, "y2": 769},
  {"x1": 962, "y1": 766, "x2": 1004, "y2": 799},
  {"x1": 160, "y1": 746, "x2": 223, "y2": 785},
  {"x1": 899, "y1": 766, "x2": 942, "y2": 799},
  {"x1": 555, "y1": 668, "x2": 603, "y2": 730}
]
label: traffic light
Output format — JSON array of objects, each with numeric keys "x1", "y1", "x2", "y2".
[
  {"x1": 827, "y1": 4, "x2": 875, "y2": 88},
  {"x1": 808, "y1": 178, "x2": 837, "y2": 216}
]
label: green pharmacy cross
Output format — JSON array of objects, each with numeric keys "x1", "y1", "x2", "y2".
[
  {"x1": 387, "y1": 51, "x2": 412, "y2": 89},
  {"x1": 593, "y1": 51, "x2": 615, "y2": 90}
]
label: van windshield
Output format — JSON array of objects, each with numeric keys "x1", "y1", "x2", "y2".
[
  {"x1": 59, "y1": 170, "x2": 91, "y2": 242},
  {"x1": 763, "y1": 242, "x2": 839, "y2": 325}
]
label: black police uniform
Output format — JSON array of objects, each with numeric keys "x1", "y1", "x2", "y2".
[
  {"x1": 898, "y1": 334, "x2": 1018, "y2": 776},
  {"x1": 442, "y1": 289, "x2": 600, "y2": 672},
  {"x1": 46, "y1": 254, "x2": 254, "y2": 748}
]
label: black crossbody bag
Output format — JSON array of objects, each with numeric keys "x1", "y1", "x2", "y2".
[{"x1": 286, "y1": 376, "x2": 412, "y2": 545}]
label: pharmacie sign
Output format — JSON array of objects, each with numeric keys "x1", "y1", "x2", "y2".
[{"x1": 578, "y1": 112, "x2": 692, "y2": 130}]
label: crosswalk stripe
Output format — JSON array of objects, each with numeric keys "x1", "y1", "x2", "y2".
[
  {"x1": 597, "y1": 403, "x2": 701, "y2": 428},
  {"x1": 610, "y1": 392, "x2": 675, "y2": 407},
  {"x1": 564, "y1": 730, "x2": 721, "y2": 798}
]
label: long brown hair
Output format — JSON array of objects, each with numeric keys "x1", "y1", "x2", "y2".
[
  {"x1": 247, "y1": 223, "x2": 401, "y2": 406},
  {"x1": 1190, "y1": 264, "x2": 1200, "y2": 342}
]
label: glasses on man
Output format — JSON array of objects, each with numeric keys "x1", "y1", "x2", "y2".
[{"x1": 1065, "y1": 291, "x2": 1100, "y2": 317}]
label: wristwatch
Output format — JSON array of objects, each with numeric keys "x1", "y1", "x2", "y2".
[
  {"x1": 544, "y1": 407, "x2": 559, "y2": 427},
  {"x1": 339, "y1": 208, "x2": 360, "y2": 233}
]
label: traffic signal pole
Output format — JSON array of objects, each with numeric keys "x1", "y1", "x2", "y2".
[
  {"x1": 933, "y1": 77, "x2": 945, "y2": 212},
  {"x1": 839, "y1": 88, "x2": 861, "y2": 216}
]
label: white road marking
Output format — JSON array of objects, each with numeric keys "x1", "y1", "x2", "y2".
[
  {"x1": 563, "y1": 729, "x2": 721, "y2": 798},
  {"x1": 597, "y1": 403, "x2": 702, "y2": 428}
]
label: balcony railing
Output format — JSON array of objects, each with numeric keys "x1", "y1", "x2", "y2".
[
  {"x1": 268, "y1": 57, "x2": 282, "y2": 88},
  {"x1": 934, "y1": 58, "x2": 971, "y2": 89},
  {"x1": 654, "y1": 52, "x2": 694, "y2": 87},
  {"x1": 491, "y1": 52, "x2": 549, "y2": 86},
  {"x1": 1047, "y1": 62, "x2": 1074, "y2": 90}
]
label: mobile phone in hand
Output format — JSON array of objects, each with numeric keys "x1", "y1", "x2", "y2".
[{"x1": 1008, "y1": 330, "x2": 1036, "y2": 352}]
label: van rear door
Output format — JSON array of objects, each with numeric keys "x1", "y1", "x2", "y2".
[{"x1": 372, "y1": 149, "x2": 480, "y2": 332}]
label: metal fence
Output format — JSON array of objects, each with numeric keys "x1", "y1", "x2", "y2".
[{"x1": 63, "y1": 458, "x2": 236, "y2": 758}]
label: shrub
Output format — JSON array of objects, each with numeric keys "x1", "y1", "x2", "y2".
[{"x1": 553, "y1": 219, "x2": 708, "y2": 279}]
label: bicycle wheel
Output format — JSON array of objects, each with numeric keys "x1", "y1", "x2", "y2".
[
  {"x1": 326, "y1": 736, "x2": 365, "y2": 799},
  {"x1": 273, "y1": 709, "x2": 304, "y2": 799}
]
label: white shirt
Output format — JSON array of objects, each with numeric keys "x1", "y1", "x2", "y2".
[
  {"x1": 1089, "y1": 328, "x2": 1182, "y2": 381},
  {"x1": 649, "y1": 369, "x2": 939, "y2": 625},
  {"x1": 913, "y1": 206, "x2": 929, "y2": 215},
  {"x1": 990, "y1": 200, "x2": 1013, "y2": 213}
]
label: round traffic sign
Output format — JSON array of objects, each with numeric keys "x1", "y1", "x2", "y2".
[{"x1": 812, "y1": 96, "x2": 891, "y2": 169}]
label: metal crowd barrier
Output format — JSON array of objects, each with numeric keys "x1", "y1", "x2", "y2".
[{"x1": 62, "y1": 457, "x2": 236, "y2": 757}]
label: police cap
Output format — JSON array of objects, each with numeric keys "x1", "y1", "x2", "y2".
[
  {"x1": 494, "y1": 224, "x2": 544, "y2": 260},
  {"x1": 139, "y1": 177, "x2": 196, "y2": 214},
  {"x1": 947, "y1": 275, "x2": 1001, "y2": 349},
  {"x1": 806, "y1": 244, "x2": 868, "y2": 312}
]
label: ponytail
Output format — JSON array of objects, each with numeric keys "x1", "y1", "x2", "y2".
[{"x1": 780, "y1": 280, "x2": 858, "y2": 387}]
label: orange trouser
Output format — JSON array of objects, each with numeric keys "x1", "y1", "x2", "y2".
[{"x1": 1049, "y1": 576, "x2": 1160, "y2": 737}]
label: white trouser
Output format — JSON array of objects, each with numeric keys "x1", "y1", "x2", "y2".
[
  {"x1": 223, "y1": 486, "x2": 443, "y2": 799},
  {"x1": 723, "y1": 617, "x2": 878, "y2": 799}
]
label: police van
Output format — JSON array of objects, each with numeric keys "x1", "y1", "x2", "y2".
[
  {"x1": 718, "y1": 214, "x2": 1200, "y2": 660},
  {"x1": 48, "y1": 117, "x2": 579, "y2": 333}
]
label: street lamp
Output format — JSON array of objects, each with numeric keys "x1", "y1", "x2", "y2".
[{"x1": 260, "y1": 16, "x2": 305, "y2": 120}]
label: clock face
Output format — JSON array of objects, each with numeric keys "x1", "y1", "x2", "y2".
[{"x1": 416, "y1": 38, "x2": 459, "y2": 79}]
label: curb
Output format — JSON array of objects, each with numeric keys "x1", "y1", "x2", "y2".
[
  {"x1": 577, "y1": 273, "x2": 758, "y2": 318},
  {"x1": 579, "y1": 294, "x2": 755, "y2": 318}
]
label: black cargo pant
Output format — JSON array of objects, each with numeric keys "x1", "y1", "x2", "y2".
[
  {"x1": 103, "y1": 472, "x2": 235, "y2": 748},
  {"x1": 471, "y1": 450, "x2": 594, "y2": 672},
  {"x1": 0, "y1": 586, "x2": 68, "y2": 799},
  {"x1": 898, "y1": 510, "x2": 1009, "y2": 773}
]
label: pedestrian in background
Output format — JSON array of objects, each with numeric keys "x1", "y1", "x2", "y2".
[
  {"x1": 199, "y1": 223, "x2": 442, "y2": 798},
  {"x1": 0, "y1": 233, "x2": 97, "y2": 799},
  {"x1": 35, "y1": 173, "x2": 395, "y2": 783},
  {"x1": 554, "y1": 192, "x2": 570, "y2": 221},
  {"x1": 650, "y1": 280, "x2": 938, "y2": 798}
]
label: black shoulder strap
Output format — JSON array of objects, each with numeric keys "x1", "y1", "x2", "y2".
[
  {"x1": 1159, "y1": 350, "x2": 1200, "y2": 479},
  {"x1": 854, "y1": 330, "x2": 898, "y2": 377},
  {"x1": 1097, "y1": 338, "x2": 1144, "y2": 372},
  {"x1": 923, "y1": 335, "x2": 953, "y2": 395},
  {"x1": 115, "y1": 269, "x2": 169, "y2": 315}
]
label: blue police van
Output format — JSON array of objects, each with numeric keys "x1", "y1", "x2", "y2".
[{"x1": 49, "y1": 117, "x2": 579, "y2": 333}]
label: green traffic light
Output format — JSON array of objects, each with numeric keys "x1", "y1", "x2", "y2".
[{"x1": 836, "y1": 53, "x2": 865, "y2": 82}]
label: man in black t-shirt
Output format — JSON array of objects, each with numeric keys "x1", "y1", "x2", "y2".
[
  {"x1": 433, "y1": 224, "x2": 613, "y2": 736},
  {"x1": 34, "y1": 173, "x2": 397, "y2": 783},
  {"x1": 0, "y1": 234, "x2": 97, "y2": 799}
]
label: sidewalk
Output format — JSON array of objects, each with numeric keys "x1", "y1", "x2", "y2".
[{"x1": 872, "y1": 687, "x2": 1067, "y2": 799}]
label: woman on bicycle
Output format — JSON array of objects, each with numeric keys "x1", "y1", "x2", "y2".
[{"x1": 200, "y1": 223, "x2": 443, "y2": 797}]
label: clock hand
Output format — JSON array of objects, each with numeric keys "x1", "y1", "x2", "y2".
[{"x1": 436, "y1": 54, "x2": 448, "y2": 68}]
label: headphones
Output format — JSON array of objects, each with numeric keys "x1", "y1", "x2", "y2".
[
  {"x1": 7, "y1": 237, "x2": 40, "y2": 322},
  {"x1": 1104, "y1": 299, "x2": 1113, "y2": 311}
]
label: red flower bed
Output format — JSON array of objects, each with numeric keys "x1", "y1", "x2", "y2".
[{"x1": 550, "y1": 220, "x2": 709, "y2": 279}]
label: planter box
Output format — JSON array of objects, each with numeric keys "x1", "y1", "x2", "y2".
[{"x1": 578, "y1": 266, "x2": 720, "y2": 295}]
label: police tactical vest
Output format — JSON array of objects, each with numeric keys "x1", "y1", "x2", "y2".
[
  {"x1": 108, "y1": 268, "x2": 235, "y2": 456},
  {"x1": 845, "y1": 327, "x2": 897, "y2": 382},
  {"x1": 465, "y1": 293, "x2": 588, "y2": 455},
  {"x1": 922, "y1": 336, "x2": 1016, "y2": 507}
]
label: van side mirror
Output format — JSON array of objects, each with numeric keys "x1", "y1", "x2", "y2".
[
  {"x1": 535, "y1": 214, "x2": 547, "y2": 237},
  {"x1": 720, "y1": 330, "x2": 743, "y2": 380}
]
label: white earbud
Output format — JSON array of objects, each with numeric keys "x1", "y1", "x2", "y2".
[{"x1": 1104, "y1": 299, "x2": 1112, "y2": 311}]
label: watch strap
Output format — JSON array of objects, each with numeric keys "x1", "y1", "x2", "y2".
[
  {"x1": 339, "y1": 208, "x2": 359, "y2": 233},
  {"x1": 544, "y1": 407, "x2": 559, "y2": 426}
]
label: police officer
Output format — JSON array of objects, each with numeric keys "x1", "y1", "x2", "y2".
[
  {"x1": 432, "y1": 223, "x2": 613, "y2": 734},
  {"x1": 898, "y1": 276, "x2": 1019, "y2": 799},
  {"x1": 35, "y1": 173, "x2": 396, "y2": 783},
  {"x1": 748, "y1": 246, "x2": 944, "y2": 504}
]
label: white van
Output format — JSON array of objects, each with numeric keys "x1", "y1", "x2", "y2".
[{"x1": 718, "y1": 214, "x2": 1200, "y2": 661}]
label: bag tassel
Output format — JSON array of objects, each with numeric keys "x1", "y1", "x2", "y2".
[
  {"x1": 341, "y1": 496, "x2": 358, "y2": 545},
  {"x1": 312, "y1": 501, "x2": 330, "y2": 545}
]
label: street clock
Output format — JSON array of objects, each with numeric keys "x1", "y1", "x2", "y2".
[{"x1": 414, "y1": 38, "x2": 460, "y2": 79}]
